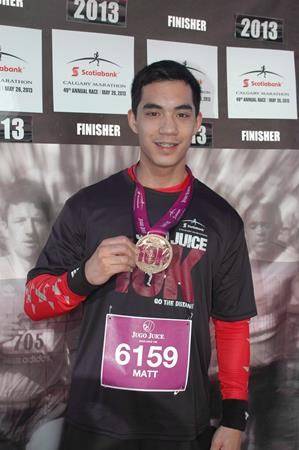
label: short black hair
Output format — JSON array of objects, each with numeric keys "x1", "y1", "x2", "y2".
[
  {"x1": 131, "y1": 60, "x2": 201, "y2": 116},
  {"x1": 3, "y1": 179, "x2": 52, "y2": 223}
]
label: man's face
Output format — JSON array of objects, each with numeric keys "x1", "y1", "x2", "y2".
[
  {"x1": 246, "y1": 207, "x2": 278, "y2": 257},
  {"x1": 5, "y1": 202, "x2": 49, "y2": 262},
  {"x1": 128, "y1": 80, "x2": 202, "y2": 170}
]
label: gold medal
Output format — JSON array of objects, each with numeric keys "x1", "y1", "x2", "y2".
[{"x1": 136, "y1": 234, "x2": 173, "y2": 275}]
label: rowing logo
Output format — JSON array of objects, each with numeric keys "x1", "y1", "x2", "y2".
[
  {"x1": 182, "y1": 59, "x2": 204, "y2": 85},
  {"x1": 0, "y1": 45, "x2": 26, "y2": 63},
  {"x1": 68, "y1": 50, "x2": 120, "y2": 77},
  {"x1": 241, "y1": 65, "x2": 283, "y2": 79},
  {"x1": 0, "y1": 45, "x2": 26, "y2": 73},
  {"x1": 68, "y1": 50, "x2": 120, "y2": 68},
  {"x1": 241, "y1": 65, "x2": 283, "y2": 88}
]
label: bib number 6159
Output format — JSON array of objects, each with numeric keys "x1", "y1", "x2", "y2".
[{"x1": 115, "y1": 344, "x2": 178, "y2": 369}]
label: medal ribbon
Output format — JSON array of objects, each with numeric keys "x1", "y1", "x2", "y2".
[{"x1": 133, "y1": 165, "x2": 194, "y2": 236}]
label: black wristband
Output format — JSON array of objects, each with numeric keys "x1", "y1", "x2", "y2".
[
  {"x1": 67, "y1": 262, "x2": 99, "y2": 296},
  {"x1": 220, "y1": 399, "x2": 249, "y2": 431}
]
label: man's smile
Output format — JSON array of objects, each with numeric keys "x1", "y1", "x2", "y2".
[{"x1": 154, "y1": 141, "x2": 180, "y2": 149}]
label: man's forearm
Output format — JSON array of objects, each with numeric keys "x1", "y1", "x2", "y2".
[
  {"x1": 213, "y1": 318, "x2": 250, "y2": 430},
  {"x1": 24, "y1": 272, "x2": 86, "y2": 320}
]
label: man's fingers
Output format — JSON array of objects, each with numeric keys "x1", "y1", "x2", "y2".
[
  {"x1": 209, "y1": 427, "x2": 242, "y2": 450},
  {"x1": 99, "y1": 236, "x2": 136, "y2": 261},
  {"x1": 210, "y1": 442, "x2": 220, "y2": 450},
  {"x1": 85, "y1": 236, "x2": 136, "y2": 285},
  {"x1": 210, "y1": 438, "x2": 222, "y2": 450},
  {"x1": 210, "y1": 429, "x2": 223, "y2": 450},
  {"x1": 101, "y1": 235, "x2": 136, "y2": 250},
  {"x1": 107, "y1": 264, "x2": 135, "y2": 275},
  {"x1": 103, "y1": 255, "x2": 135, "y2": 268},
  {"x1": 100, "y1": 243, "x2": 136, "y2": 259}
]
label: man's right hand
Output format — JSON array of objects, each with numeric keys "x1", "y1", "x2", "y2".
[{"x1": 85, "y1": 236, "x2": 136, "y2": 286}]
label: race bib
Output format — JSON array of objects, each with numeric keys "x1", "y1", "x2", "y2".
[{"x1": 101, "y1": 314, "x2": 192, "y2": 392}]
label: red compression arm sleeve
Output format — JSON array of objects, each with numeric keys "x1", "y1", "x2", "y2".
[
  {"x1": 213, "y1": 319, "x2": 250, "y2": 400},
  {"x1": 24, "y1": 273, "x2": 86, "y2": 321}
]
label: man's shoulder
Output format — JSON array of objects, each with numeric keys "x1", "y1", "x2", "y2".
[
  {"x1": 193, "y1": 178, "x2": 243, "y2": 229},
  {"x1": 66, "y1": 169, "x2": 130, "y2": 207}
]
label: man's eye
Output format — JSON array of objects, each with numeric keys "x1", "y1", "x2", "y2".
[
  {"x1": 177, "y1": 113, "x2": 190, "y2": 118},
  {"x1": 145, "y1": 111, "x2": 159, "y2": 117},
  {"x1": 34, "y1": 218, "x2": 46, "y2": 225}
]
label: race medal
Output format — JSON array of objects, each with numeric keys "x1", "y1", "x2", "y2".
[
  {"x1": 132, "y1": 165, "x2": 194, "y2": 281},
  {"x1": 136, "y1": 233, "x2": 173, "y2": 275}
]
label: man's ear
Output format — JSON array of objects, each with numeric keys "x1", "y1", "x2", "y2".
[
  {"x1": 128, "y1": 109, "x2": 138, "y2": 134},
  {"x1": 193, "y1": 112, "x2": 203, "y2": 135}
]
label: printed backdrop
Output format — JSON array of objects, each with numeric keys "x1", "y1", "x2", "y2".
[{"x1": 0, "y1": 1, "x2": 298, "y2": 450}]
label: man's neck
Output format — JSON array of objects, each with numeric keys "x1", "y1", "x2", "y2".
[{"x1": 135, "y1": 161, "x2": 187, "y2": 189}]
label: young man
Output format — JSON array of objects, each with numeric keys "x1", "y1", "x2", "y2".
[{"x1": 25, "y1": 61, "x2": 257, "y2": 450}]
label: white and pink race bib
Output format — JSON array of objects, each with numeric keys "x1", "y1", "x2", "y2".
[{"x1": 101, "y1": 314, "x2": 192, "y2": 392}]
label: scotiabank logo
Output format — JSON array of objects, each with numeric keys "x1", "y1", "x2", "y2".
[
  {"x1": 241, "y1": 65, "x2": 283, "y2": 88},
  {"x1": 0, "y1": 65, "x2": 23, "y2": 73},
  {"x1": 68, "y1": 50, "x2": 120, "y2": 77},
  {"x1": 72, "y1": 66, "x2": 79, "y2": 77},
  {"x1": 0, "y1": 45, "x2": 26, "y2": 73},
  {"x1": 71, "y1": 65, "x2": 118, "y2": 77}
]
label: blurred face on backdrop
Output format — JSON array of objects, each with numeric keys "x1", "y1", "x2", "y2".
[
  {"x1": 245, "y1": 204, "x2": 281, "y2": 260},
  {"x1": 128, "y1": 80, "x2": 202, "y2": 173},
  {"x1": 5, "y1": 201, "x2": 49, "y2": 264}
]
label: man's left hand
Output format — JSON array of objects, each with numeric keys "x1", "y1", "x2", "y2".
[{"x1": 210, "y1": 426, "x2": 242, "y2": 450}]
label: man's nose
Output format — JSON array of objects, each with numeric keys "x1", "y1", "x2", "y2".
[
  {"x1": 24, "y1": 219, "x2": 35, "y2": 234},
  {"x1": 159, "y1": 115, "x2": 178, "y2": 135},
  {"x1": 255, "y1": 225, "x2": 266, "y2": 236}
]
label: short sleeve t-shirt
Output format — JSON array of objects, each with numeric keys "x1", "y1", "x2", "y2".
[{"x1": 28, "y1": 170, "x2": 256, "y2": 440}]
